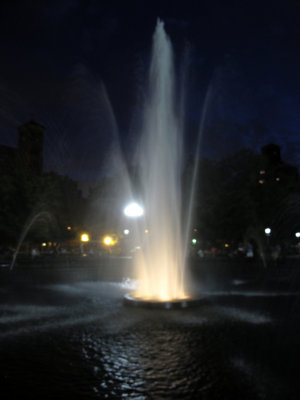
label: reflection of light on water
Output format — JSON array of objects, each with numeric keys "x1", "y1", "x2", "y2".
[
  {"x1": 81, "y1": 321, "x2": 206, "y2": 398},
  {"x1": 215, "y1": 306, "x2": 272, "y2": 324},
  {"x1": 0, "y1": 303, "x2": 105, "y2": 339}
]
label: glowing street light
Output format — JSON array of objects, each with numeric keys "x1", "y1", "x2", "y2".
[
  {"x1": 123, "y1": 229, "x2": 130, "y2": 235},
  {"x1": 264, "y1": 227, "x2": 271, "y2": 236},
  {"x1": 103, "y1": 236, "x2": 113, "y2": 245},
  {"x1": 80, "y1": 233, "x2": 90, "y2": 256},
  {"x1": 103, "y1": 235, "x2": 118, "y2": 246},
  {"x1": 295, "y1": 232, "x2": 300, "y2": 238},
  {"x1": 123, "y1": 202, "x2": 144, "y2": 218},
  {"x1": 81, "y1": 233, "x2": 89, "y2": 242},
  {"x1": 192, "y1": 238, "x2": 197, "y2": 245}
]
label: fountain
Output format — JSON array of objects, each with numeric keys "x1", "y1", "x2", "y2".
[
  {"x1": 124, "y1": 20, "x2": 201, "y2": 308},
  {"x1": 10, "y1": 211, "x2": 52, "y2": 271}
]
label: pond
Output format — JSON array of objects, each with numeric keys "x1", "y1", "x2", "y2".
[{"x1": 0, "y1": 260, "x2": 299, "y2": 399}]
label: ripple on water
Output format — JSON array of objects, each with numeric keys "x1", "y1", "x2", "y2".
[
  {"x1": 0, "y1": 280, "x2": 297, "y2": 399},
  {"x1": 79, "y1": 319, "x2": 246, "y2": 399}
]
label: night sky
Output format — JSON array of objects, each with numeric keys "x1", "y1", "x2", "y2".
[{"x1": 0, "y1": 0, "x2": 299, "y2": 186}]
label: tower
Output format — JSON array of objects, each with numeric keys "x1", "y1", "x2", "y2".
[{"x1": 18, "y1": 120, "x2": 44, "y2": 175}]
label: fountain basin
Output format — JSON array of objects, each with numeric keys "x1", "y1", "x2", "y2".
[{"x1": 123, "y1": 293, "x2": 209, "y2": 309}]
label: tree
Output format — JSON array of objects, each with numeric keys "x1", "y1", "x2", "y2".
[{"x1": 0, "y1": 170, "x2": 86, "y2": 247}]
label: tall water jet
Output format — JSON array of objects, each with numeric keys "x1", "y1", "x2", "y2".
[{"x1": 128, "y1": 20, "x2": 190, "y2": 304}]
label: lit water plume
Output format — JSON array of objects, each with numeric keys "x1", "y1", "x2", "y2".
[
  {"x1": 131, "y1": 20, "x2": 190, "y2": 302},
  {"x1": 10, "y1": 211, "x2": 52, "y2": 271}
]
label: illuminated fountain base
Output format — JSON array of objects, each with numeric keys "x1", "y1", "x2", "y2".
[{"x1": 123, "y1": 293, "x2": 207, "y2": 309}]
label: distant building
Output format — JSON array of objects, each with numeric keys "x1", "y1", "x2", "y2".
[
  {"x1": 258, "y1": 143, "x2": 299, "y2": 186},
  {"x1": 0, "y1": 120, "x2": 44, "y2": 177}
]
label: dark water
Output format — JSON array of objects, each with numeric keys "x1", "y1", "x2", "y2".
[{"x1": 1, "y1": 260, "x2": 300, "y2": 399}]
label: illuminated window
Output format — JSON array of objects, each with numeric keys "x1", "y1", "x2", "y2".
[
  {"x1": 276, "y1": 177, "x2": 280, "y2": 182},
  {"x1": 259, "y1": 180, "x2": 264, "y2": 184},
  {"x1": 259, "y1": 170, "x2": 266, "y2": 175}
]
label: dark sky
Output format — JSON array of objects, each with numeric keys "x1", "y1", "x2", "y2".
[{"x1": 0, "y1": 0, "x2": 299, "y2": 184}]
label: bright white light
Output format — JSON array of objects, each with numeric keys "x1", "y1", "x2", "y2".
[
  {"x1": 124, "y1": 229, "x2": 130, "y2": 235},
  {"x1": 124, "y1": 202, "x2": 144, "y2": 217},
  {"x1": 264, "y1": 227, "x2": 271, "y2": 236},
  {"x1": 295, "y1": 232, "x2": 300, "y2": 238}
]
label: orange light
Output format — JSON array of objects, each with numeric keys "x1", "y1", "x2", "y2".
[{"x1": 67, "y1": 226, "x2": 72, "y2": 230}]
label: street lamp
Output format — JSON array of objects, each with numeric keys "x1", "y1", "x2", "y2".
[
  {"x1": 295, "y1": 232, "x2": 300, "y2": 238},
  {"x1": 264, "y1": 227, "x2": 271, "y2": 236},
  {"x1": 102, "y1": 235, "x2": 118, "y2": 246},
  {"x1": 123, "y1": 202, "x2": 144, "y2": 218},
  {"x1": 103, "y1": 236, "x2": 113, "y2": 246},
  {"x1": 81, "y1": 233, "x2": 89, "y2": 242},
  {"x1": 80, "y1": 233, "x2": 89, "y2": 256},
  {"x1": 123, "y1": 202, "x2": 144, "y2": 253}
]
